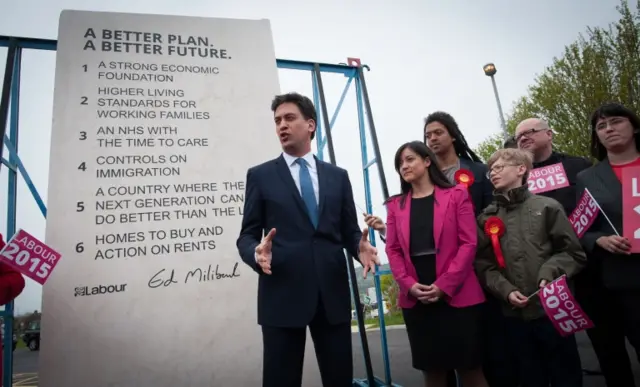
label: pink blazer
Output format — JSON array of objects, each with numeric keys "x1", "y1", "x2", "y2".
[{"x1": 385, "y1": 185, "x2": 485, "y2": 309}]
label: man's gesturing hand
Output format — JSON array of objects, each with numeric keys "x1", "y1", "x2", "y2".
[
  {"x1": 358, "y1": 228, "x2": 380, "y2": 279},
  {"x1": 256, "y1": 228, "x2": 276, "y2": 275}
]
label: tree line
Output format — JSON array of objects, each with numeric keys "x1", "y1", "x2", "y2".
[{"x1": 475, "y1": 0, "x2": 640, "y2": 161}]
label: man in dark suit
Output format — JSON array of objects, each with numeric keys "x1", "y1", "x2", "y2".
[{"x1": 236, "y1": 92, "x2": 379, "y2": 387}]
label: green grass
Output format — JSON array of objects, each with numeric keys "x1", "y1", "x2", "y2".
[
  {"x1": 15, "y1": 339, "x2": 25, "y2": 349},
  {"x1": 351, "y1": 312, "x2": 404, "y2": 328}
]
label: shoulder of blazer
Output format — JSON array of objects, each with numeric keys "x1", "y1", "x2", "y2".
[
  {"x1": 251, "y1": 156, "x2": 281, "y2": 171},
  {"x1": 577, "y1": 160, "x2": 607, "y2": 182},
  {"x1": 460, "y1": 159, "x2": 488, "y2": 182},
  {"x1": 316, "y1": 158, "x2": 346, "y2": 175},
  {"x1": 440, "y1": 184, "x2": 467, "y2": 198},
  {"x1": 576, "y1": 166, "x2": 592, "y2": 181},
  {"x1": 384, "y1": 194, "x2": 404, "y2": 212},
  {"x1": 555, "y1": 151, "x2": 593, "y2": 167},
  {"x1": 245, "y1": 157, "x2": 281, "y2": 186}
]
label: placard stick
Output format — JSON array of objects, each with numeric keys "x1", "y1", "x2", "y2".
[{"x1": 585, "y1": 188, "x2": 620, "y2": 236}]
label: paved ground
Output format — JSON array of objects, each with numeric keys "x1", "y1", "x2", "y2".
[
  {"x1": 11, "y1": 373, "x2": 38, "y2": 387},
  {"x1": 10, "y1": 329, "x2": 640, "y2": 386}
]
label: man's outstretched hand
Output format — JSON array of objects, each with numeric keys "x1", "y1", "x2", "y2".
[
  {"x1": 256, "y1": 228, "x2": 276, "y2": 274},
  {"x1": 358, "y1": 228, "x2": 380, "y2": 278}
]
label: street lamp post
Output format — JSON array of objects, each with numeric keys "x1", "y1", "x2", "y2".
[{"x1": 483, "y1": 63, "x2": 509, "y2": 142}]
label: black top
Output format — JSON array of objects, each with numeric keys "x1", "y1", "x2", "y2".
[
  {"x1": 460, "y1": 158, "x2": 494, "y2": 216},
  {"x1": 409, "y1": 195, "x2": 436, "y2": 256},
  {"x1": 532, "y1": 151, "x2": 592, "y2": 215}
]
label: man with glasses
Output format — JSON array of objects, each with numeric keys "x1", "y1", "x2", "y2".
[{"x1": 514, "y1": 118, "x2": 592, "y2": 217}]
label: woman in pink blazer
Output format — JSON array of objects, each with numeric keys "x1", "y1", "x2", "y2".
[{"x1": 385, "y1": 141, "x2": 488, "y2": 387}]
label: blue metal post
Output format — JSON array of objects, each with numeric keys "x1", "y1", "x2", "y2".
[
  {"x1": 311, "y1": 72, "x2": 324, "y2": 160},
  {"x1": 318, "y1": 75, "x2": 353, "y2": 152},
  {"x1": 355, "y1": 75, "x2": 393, "y2": 386},
  {"x1": 2, "y1": 137, "x2": 46, "y2": 218},
  {"x1": 2, "y1": 45, "x2": 21, "y2": 387}
]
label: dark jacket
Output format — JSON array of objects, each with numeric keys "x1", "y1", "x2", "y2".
[
  {"x1": 475, "y1": 186, "x2": 587, "y2": 320},
  {"x1": 236, "y1": 155, "x2": 362, "y2": 327},
  {"x1": 532, "y1": 151, "x2": 592, "y2": 215},
  {"x1": 460, "y1": 158, "x2": 494, "y2": 216},
  {"x1": 576, "y1": 159, "x2": 640, "y2": 290}
]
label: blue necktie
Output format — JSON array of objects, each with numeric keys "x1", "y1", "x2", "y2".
[{"x1": 296, "y1": 158, "x2": 318, "y2": 228}]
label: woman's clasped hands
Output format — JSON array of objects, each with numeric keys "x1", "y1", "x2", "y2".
[{"x1": 410, "y1": 282, "x2": 443, "y2": 303}]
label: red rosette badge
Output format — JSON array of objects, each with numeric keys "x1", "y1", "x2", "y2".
[
  {"x1": 484, "y1": 216, "x2": 506, "y2": 268},
  {"x1": 454, "y1": 168, "x2": 475, "y2": 189}
]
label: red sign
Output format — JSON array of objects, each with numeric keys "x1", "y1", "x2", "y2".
[
  {"x1": 347, "y1": 57, "x2": 361, "y2": 67},
  {"x1": 622, "y1": 167, "x2": 640, "y2": 252},
  {"x1": 568, "y1": 190, "x2": 599, "y2": 238},
  {"x1": 539, "y1": 276, "x2": 594, "y2": 337},
  {"x1": 527, "y1": 163, "x2": 569, "y2": 194},
  {"x1": 0, "y1": 229, "x2": 61, "y2": 285}
]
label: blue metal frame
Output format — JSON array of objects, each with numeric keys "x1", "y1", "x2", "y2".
[{"x1": 0, "y1": 35, "x2": 398, "y2": 387}]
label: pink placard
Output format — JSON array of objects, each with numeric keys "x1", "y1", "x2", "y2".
[
  {"x1": 622, "y1": 166, "x2": 640, "y2": 252},
  {"x1": 527, "y1": 163, "x2": 570, "y2": 194},
  {"x1": 539, "y1": 276, "x2": 594, "y2": 337},
  {"x1": 0, "y1": 229, "x2": 61, "y2": 285},
  {"x1": 568, "y1": 190, "x2": 600, "y2": 238}
]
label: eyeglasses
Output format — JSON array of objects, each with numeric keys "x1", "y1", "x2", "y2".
[
  {"x1": 515, "y1": 128, "x2": 548, "y2": 142},
  {"x1": 595, "y1": 117, "x2": 627, "y2": 131},
  {"x1": 485, "y1": 163, "x2": 518, "y2": 179}
]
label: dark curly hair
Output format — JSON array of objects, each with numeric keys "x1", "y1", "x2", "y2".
[{"x1": 424, "y1": 111, "x2": 483, "y2": 163}]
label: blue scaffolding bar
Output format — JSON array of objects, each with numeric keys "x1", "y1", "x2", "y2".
[{"x1": 0, "y1": 34, "x2": 397, "y2": 387}]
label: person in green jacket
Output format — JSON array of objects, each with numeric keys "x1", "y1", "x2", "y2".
[{"x1": 475, "y1": 148, "x2": 587, "y2": 387}]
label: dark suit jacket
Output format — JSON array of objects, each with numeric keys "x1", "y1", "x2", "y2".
[
  {"x1": 576, "y1": 159, "x2": 640, "y2": 290},
  {"x1": 236, "y1": 154, "x2": 362, "y2": 328},
  {"x1": 460, "y1": 158, "x2": 493, "y2": 216}
]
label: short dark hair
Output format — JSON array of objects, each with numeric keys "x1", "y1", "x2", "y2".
[
  {"x1": 271, "y1": 92, "x2": 317, "y2": 140},
  {"x1": 590, "y1": 102, "x2": 640, "y2": 160},
  {"x1": 503, "y1": 136, "x2": 517, "y2": 148},
  {"x1": 424, "y1": 111, "x2": 482, "y2": 163}
]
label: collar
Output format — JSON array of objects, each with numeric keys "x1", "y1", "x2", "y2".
[
  {"x1": 441, "y1": 158, "x2": 461, "y2": 171},
  {"x1": 493, "y1": 185, "x2": 531, "y2": 208},
  {"x1": 282, "y1": 151, "x2": 316, "y2": 169},
  {"x1": 533, "y1": 150, "x2": 560, "y2": 168}
]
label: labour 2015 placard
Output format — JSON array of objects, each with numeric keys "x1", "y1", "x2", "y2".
[
  {"x1": 0, "y1": 229, "x2": 61, "y2": 285},
  {"x1": 527, "y1": 163, "x2": 569, "y2": 194}
]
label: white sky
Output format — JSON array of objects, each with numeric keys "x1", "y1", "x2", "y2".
[{"x1": 0, "y1": 0, "x2": 622, "y2": 313}]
